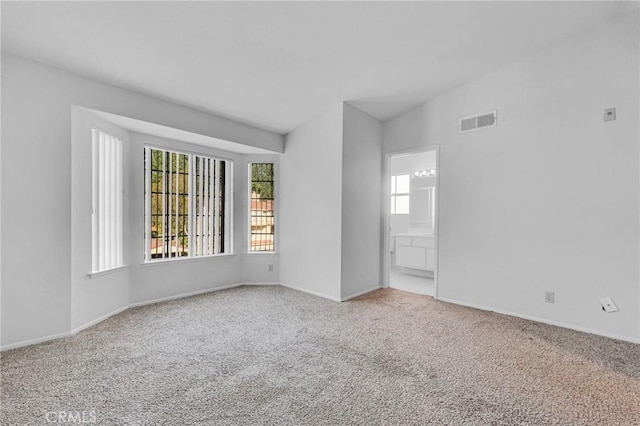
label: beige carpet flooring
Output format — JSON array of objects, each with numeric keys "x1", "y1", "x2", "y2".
[{"x1": 2, "y1": 286, "x2": 639, "y2": 425}]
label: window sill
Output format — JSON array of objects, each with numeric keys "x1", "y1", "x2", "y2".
[
  {"x1": 246, "y1": 251, "x2": 278, "y2": 255},
  {"x1": 88, "y1": 265, "x2": 128, "y2": 279},
  {"x1": 141, "y1": 253, "x2": 236, "y2": 266}
]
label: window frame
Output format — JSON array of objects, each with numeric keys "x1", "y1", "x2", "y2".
[
  {"x1": 248, "y1": 162, "x2": 276, "y2": 253},
  {"x1": 143, "y1": 145, "x2": 233, "y2": 263}
]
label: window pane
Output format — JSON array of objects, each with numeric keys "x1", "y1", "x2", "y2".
[
  {"x1": 396, "y1": 175, "x2": 410, "y2": 194},
  {"x1": 250, "y1": 163, "x2": 275, "y2": 252},
  {"x1": 145, "y1": 148, "x2": 229, "y2": 261},
  {"x1": 395, "y1": 195, "x2": 410, "y2": 214}
]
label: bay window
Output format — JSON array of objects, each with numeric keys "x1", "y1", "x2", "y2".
[{"x1": 144, "y1": 147, "x2": 232, "y2": 261}]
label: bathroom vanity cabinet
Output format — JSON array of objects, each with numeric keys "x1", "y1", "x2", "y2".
[{"x1": 395, "y1": 234, "x2": 435, "y2": 271}]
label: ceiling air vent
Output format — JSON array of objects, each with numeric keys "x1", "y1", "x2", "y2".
[{"x1": 459, "y1": 111, "x2": 497, "y2": 133}]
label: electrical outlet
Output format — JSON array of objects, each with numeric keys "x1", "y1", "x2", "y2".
[
  {"x1": 604, "y1": 107, "x2": 616, "y2": 122},
  {"x1": 544, "y1": 291, "x2": 555, "y2": 304},
  {"x1": 268, "y1": 264, "x2": 274, "y2": 272},
  {"x1": 600, "y1": 297, "x2": 619, "y2": 313}
]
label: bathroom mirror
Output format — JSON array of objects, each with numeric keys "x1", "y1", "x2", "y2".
[{"x1": 410, "y1": 176, "x2": 435, "y2": 231}]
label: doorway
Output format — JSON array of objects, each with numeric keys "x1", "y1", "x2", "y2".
[{"x1": 384, "y1": 148, "x2": 438, "y2": 297}]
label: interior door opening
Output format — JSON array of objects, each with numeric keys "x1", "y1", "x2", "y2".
[{"x1": 385, "y1": 149, "x2": 438, "y2": 297}]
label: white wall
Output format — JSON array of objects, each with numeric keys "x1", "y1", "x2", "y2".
[
  {"x1": 1, "y1": 54, "x2": 283, "y2": 348},
  {"x1": 383, "y1": 12, "x2": 640, "y2": 342},
  {"x1": 280, "y1": 105, "x2": 344, "y2": 301},
  {"x1": 341, "y1": 104, "x2": 382, "y2": 299},
  {"x1": 279, "y1": 104, "x2": 383, "y2": 301},
  {"x1": 127, "y1": 133, "x2": 246, "y2": 304},
  {"x1": 3, "y1": 55, "x2": 73, "y2": 346},
  {"x1": 0, "y1": 52, "x2": 3, "y2": 348}
]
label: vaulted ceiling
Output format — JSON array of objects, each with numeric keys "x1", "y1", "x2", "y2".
[{"x1": 1, "y1": 1, "x2": 630, "y2": 134}]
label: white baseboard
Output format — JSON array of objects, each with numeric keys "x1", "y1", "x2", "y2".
[
  {"x1": 128, "y1": 283, "x2": 242, "y2": 309},
  {"x1": 3, "y1": 307, "x2": 133, "y2": 351},
  {"x1": 2, "y1": 283, "x2": 243, "y2": 351},
  {"x1": 7, "y1": 285, "x2": 635, "y2": 351},
  {"x1": 2, "y1": 282, "x2": 344, "y2": 351},
  {"x1": 280, "y1": 282, "x2": 341, "y2": 302},
  {"x1": 341, "y1": 286, "x2": 381, "y2": 302},
  {"x1": 437, "y1": 296, "x2": 640, "y2": 344},
  {"x1": 70, "y1": 305, "x2": 130, "y2": 335},
  {"x1": 239, "y1": 282, "x2": 281, "y2": 286},
  {"x1": 0, "y1": 330, "x2": 72, "y2": 352}
]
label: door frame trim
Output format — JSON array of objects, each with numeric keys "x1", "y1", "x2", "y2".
[{"x1": 382, "y1": 145, "x2": 440, "y2": 298}]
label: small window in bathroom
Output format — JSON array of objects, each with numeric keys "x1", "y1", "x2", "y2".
[{"x1": 391, "y1": 174, "x2": 410, "y2": 214}]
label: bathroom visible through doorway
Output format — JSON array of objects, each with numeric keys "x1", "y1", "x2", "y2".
[{"x1": 384, "y1": 148, "x2": 438, "y2": 297}]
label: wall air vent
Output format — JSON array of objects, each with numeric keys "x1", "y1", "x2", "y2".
[{"x1": 459, "y1": 111, "x2": 497, "y2": 133}]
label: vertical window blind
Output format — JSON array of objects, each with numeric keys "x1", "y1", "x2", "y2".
[
  {"x1": 144, "y1": 147, "x2": 230, "y2": 262},
  {"x1": 193, "y1": 155, "x2": 226, "y2": 256},
  {"x1": 91, "y1": 128, "x2": 124, "y2": 273}
]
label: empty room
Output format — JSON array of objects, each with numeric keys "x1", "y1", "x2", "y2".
[{"x1": 1, "y1": 1, "x2": 639, "y2": 424}]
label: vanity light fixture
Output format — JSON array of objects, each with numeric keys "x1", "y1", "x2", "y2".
[{"x1": 414, "y1": 169, "x2": 436, "y2": 177}]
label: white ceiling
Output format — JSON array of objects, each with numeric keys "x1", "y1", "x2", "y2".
[{"x1": 1, "y1": 1, "x2": 630, "y2": 135}]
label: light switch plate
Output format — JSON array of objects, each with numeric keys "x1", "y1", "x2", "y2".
[
  {"x1": 604, "y1": 108, "x2": 616, "y2": 122},
  {"x1": 600, "y1": 297, "x2": 619, "y2": 313}
]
